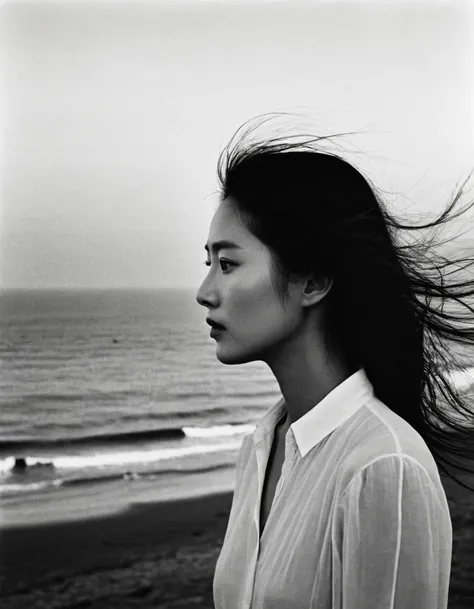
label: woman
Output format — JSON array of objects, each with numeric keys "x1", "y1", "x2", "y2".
[{"x1": 195, "y1": 115, "x2": 474, "y2": 609}]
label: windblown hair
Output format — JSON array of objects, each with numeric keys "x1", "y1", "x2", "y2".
[{"x1": 216, "y1": 114, "x2": 474, "y2": 493}]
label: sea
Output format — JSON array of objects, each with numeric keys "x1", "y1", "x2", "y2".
[{"x1": 1, "y1": 286, "x2": 473, "y2": 528}]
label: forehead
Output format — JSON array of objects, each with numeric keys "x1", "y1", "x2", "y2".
[
  {"x1": 208, "y1": 199, "x2": 252, "y2": 244},
  {"x1": 206, "y1": 199, "x2": 269, "y2": 258}
]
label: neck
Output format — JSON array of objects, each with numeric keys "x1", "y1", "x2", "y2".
[{"x1": 265, "y1": 327, "x2": 359, "y2": 428}]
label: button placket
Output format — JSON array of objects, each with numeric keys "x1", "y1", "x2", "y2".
[{"x1": 275, "y1": 474, "x2": 284, "y2": 498}]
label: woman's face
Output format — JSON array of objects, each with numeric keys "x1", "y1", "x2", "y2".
[{"x1": 195, "y1": 198, "x2": 303, "y2": 365}]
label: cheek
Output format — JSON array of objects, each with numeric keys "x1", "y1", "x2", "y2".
[{"x1": 229, "y1": 280, "x2": 288, "y2": 332}]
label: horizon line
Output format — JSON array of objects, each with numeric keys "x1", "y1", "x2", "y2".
[{"x1": 0, "y1": 285, "x2": 200, "y2": 291}]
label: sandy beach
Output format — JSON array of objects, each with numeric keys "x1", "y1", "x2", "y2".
[
  {"x1": 440, "y1": 463, "x2": 474, "y2": 609},
  {"x1": 0, "y1": 490, "x2": 233, "y2": 609},
  {"x1": 0, "y1": 466, "x2": 473, "y2": 609}
]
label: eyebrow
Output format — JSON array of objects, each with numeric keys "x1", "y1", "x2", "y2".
[{"x1": 204, "y1": 240, "x2": 243, "y2": 253}]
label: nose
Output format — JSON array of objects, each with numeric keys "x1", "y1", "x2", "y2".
[{"x1": 195, "y1": 274, "x2": 216, "y2": 309}]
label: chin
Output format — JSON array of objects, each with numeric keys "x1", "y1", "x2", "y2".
[{"x1": 215, "y1": 346, "x2": 259, "y2": 366}]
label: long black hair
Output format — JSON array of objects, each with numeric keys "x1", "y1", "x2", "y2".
[{"x1": 216, "y1": 114, "x2": 474, "y2": 492}]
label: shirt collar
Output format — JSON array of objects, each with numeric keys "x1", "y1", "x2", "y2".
[{"x1": 253, "y1": 368, "x2": 374, "y2": 457}]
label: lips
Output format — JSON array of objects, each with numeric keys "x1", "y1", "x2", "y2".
[
  {"x1": 206, "y1": 317, "x2": 226, "y2": 330},
  {"x1": 210, "y1": 326, "x2": 225, "y2": 338}
]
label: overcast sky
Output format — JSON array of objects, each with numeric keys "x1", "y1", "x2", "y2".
[{"x1": 1, "y1": 0, "x2": 473, "y2": 289}]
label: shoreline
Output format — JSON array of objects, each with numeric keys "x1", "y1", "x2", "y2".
[{"x1": 0, "y1": 464, "x2": 237, "y2": 530}]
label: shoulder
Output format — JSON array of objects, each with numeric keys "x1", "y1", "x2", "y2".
[
  {"x1": 334, "y1": 452, "x2": 452, "y2": 545},
  {"x1": 334, "y1": 396, "x2": 444, "y2": 494},
  {"x1": 340, "y1": 452, "x2": 439, "y2": 500}
]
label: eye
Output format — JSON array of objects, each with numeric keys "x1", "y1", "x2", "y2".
[
  {"x1": 203, "y1": 259, "x2": 233, "y2": 272},
  {"x1": 220, "y1": 259, "x2": 232, "y2": 272}
]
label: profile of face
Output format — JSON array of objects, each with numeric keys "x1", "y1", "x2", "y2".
[{"x1": 195, "y1": 198, "x2": 310, "y2": 365}]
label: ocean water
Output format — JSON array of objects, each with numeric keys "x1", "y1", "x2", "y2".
[
  {"x1": 0, "y1": 288, "x2": 281, "y2": 508},
  {"x1": 0, "y1": 287, "x2": 473, "y2": 521}
]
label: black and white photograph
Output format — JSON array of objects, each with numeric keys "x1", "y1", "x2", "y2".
[{"x1": 1, "y1": 1, "x2": 474, "y2": 608}]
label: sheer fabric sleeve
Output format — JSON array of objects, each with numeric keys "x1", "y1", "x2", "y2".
[{"x1": 333, "y1": 455, "x2": 452, "y2": 609}]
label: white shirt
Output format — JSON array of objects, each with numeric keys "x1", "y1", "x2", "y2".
[{"x1": 213, "y1": 368, "x2": 452, "y2": 609}]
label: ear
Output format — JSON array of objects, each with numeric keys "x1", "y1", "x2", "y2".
[{"x1": 301, "y1": 275, "x2": 333, "y2": 307}]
